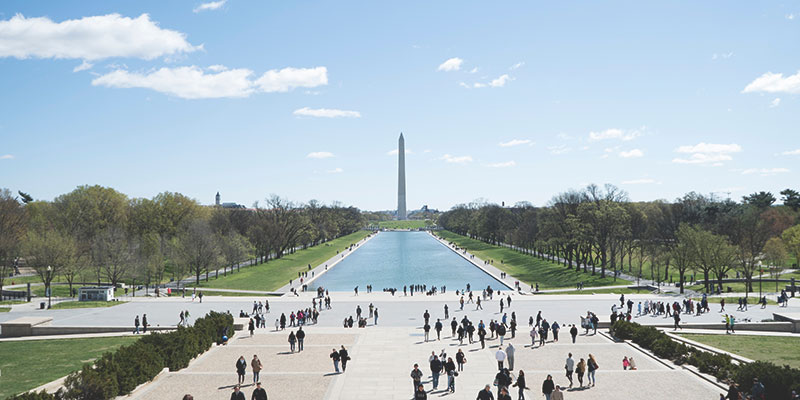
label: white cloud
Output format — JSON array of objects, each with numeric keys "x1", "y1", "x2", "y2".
[
  {"x1": 489, "y1": 74, "x2": 511, "y2": 87},
  {"x1": 207, "y1": 64, "x2": 227, "y2": 72},
  {"x1": 711, "y1": 52, "x2": 733, "y2": 60},
  {"x1": 73, "y1": 60, "x2": 92, "y2": 72},
  {"x1": 387, "y1": 149, "x2": 412, "y2": 156},
  {"x1": 0, "y1": 154, "x2": 14, "y2": 160},
  {"x1": 619, "y1": 149, "x2": 644, "y2": 158},
  {"x1": 473, "y1": 82, "x2": 487, "y2": 88},
  {"x1": 293, "y1": 107, "x2": 361, "y2": 118},
  {"x1": 498, "y1": 139, "x2": 532, "y2": 147},
  {"x1": 787, "y1": 13, "x2": 797, "y2": 20},
  {"x1": 770, "y1": 98, "x2": 781, "y2": 108},
  {"x1": 781, "y1": 149, "x2": 800, "y2": 155},
  {"x1": 0, "y1": 14, "x2": 199, "y2": 61},
  {"x1": 194, "y1": 0, "x2": 226, "y2": 12},
  {"x1": 438, "y1": 57, "x2": 463, "y2": 72},
  {"x1": 622, "y1": 178, "x2": 657, "y2": 185},
  {"x1": 254, "y1": 66, "x2": 328, "y2": 93},
  {"x1": 326, "y1": 167, "x2": 343, "y2": 174},
  {"x1": 741, "y1": 167, "x2": 790, "y2": 176},
  {"x1": 588, "y1": 128, "x2": 641, "y2": 141},
  {"x1": 548, "y1": 145, "x2": 571, "y2": 155},
  {"x1": 92, "y1": 65, "x2": 327, "y2": 99},
  {"x1": 743, "y1": 71, "x2": 800, "y2": 94},
  {"x1": 510, "y1": 62, "x2": 525, "y2": 70},
  {"x1": 307, "y1": 151, "x2": 334, "y2": 159},
  {"x1": 440, "y1": 154, "x2": 472, "y2": 164},
  {"x1": 486, "y1": 161, "x2": 516, "y2": 168},
  {"x1": 468, "y1": 67, "x2": 478, "y2": 74},
  {"x1": 672, "y1": 142, "x2": 742, "y2": 165}
]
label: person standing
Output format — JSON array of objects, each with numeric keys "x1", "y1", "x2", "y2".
[
  {"x1": 477, "y1": 385, "x2": 494, "y2": 400},
  {"x1": 430, "y1": 355, "x2": 442, "y2": 390},
  {"x1": 551, "y1": 386, "x2": 564, "y2": 400},
  {"x1": 230, "y1": 385, "x2": 245, "y2": 400},
  {"x1": 296, "y1": 327, "x2": 305, "y2": 351},
  {"x1": 339, "y1": 346, "x2": 349, "y2": 372},
  {"x1": 288, "y1": 331, "x2": 296, "y2": 352},
  {"x1": 414, "y1": 384, "x2": 427, "y2": 400},
  {"x1": 512, "y1": 370, "x2": 528, "y2": 400},
  {"x1": 497, "y1": 387, "x2": 512, "y2": 400},
  {"x1": 570, "y1": 324, "x2": 578, "y2": 344},
  {"x1": 456, "y1": 348, "x2": 466, "y2": 372},
  {"x1": 236, "y1": 356, "x2": 247, "y2": 385},
  {"x1": 330, "y1": 348, "x2": 341, "y2": 373},
  {"x1": 142, "y1": 314, "x2": 148, "y2": 333},
  {"x1": 444, "y1": 304, "x2": 449, "y2": 319},
  {"x1": 497, "y1": 323, "x2": 507, "y2": 346},
  {"x1": 424, "y1": 322, "x2": 431, "y2": 342},
  {"x1": 251, "y1": 382, "x2": 267, "y2": 400},
  {"x1": 576, "y1": 358, "x2": 586, "y2": 387},
  {"x1": 587, "y1": 354, "x2": 599, "y2": 386},
  {"x1": 134, "y1": 315, "x2": 140, "y2": 334},
  {"x1": 410, "y1": 364, "x2": 423, "y2": 393},
  {"x1": 564, "y1": 353, "x2": 575, "y2": 388},
  {"x1": 506, "y1": 343, "x2": 516, "y2": 371},
  {"x1": 374, "y1": 307, "x2": 379, "y2": 325},
  {"x1": 495, "y1": 347, "x2": 507, "y2": 370},
  {"x1": 424, "y1": 310, "x2": 430, "y2": 325},
  {"x1": 551, "y1": 321, "x2": 560, "y2": 342},
  {"x1": 445, "y1": 356, "x2": 457, "y2": 393},
  {"x1": 248, "y1": 318, "x2": 255, "y2": 336},
  {"x1": 673, "y1": 311, "x2": 681, "y2": 331},
  {"x1": 529, "y1": 326, "x2": 536, "y2": 347},
  {"x1": 435, "y1": 319, "x2": 443, "y2": 340},
  {"x1": 541, "y1": 375, "x2": 555, "y2": 400},
  {"x1": 250, "y1": 355, "x2": 262, "y2": 384}
]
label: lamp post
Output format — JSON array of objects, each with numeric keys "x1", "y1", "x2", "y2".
[
  {"x1": 759, "y1": 268, "x2": 763, "y2": 301},
  {"x1": 46, "y1": 265, "x2": 52, "y2": 309}
]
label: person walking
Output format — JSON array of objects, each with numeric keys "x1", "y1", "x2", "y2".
[
  {"x1": 250, "y1": 355, "x2": 262, "y2": 384},
  {"x1": 296, "y1": 327, "x2": 305, "y2": 351},
  {"x1": 424, "y1": 310, "x2": 430, "y2": 325},
  {"x1": 374, "y1": 307, "x2": 379, "y2": 325},
  {"x1": 551, "y1": 386, "x2": 564, "y2": 400},
  {"x1": 134, "y1": 315, "x2": 140, "y2": 334},
  {"x1": 576, "y1": 358, "x2": 586, "y2": 387},
  {"x1": 424, "y1": 322, "x2": 431, "y2": 342},
  {"x1": 414, "y1": 384, "x2": 427, "y2": 400},
  {"x1": 587, "y1": 354, "x2": 599, "y2": 387},
  {"x1": 497, "y1": 387, "x2": 512, "y2": 400},
  {"x1": 456, "y1": 348, "x2": 466, "y2": 372},
  {"x1": 477, "y1": 385, "x2": 494, "y2": 400},
  {"x1": 330, "y1": 348, "x2": 341, "y2": 373},
  {"x1": 435, "y1": 319, "x2": 443, "y2": 340},
  {"x1": 496, "y1": 346, "x2": 507, "y2": 370},
  {"x1": 430, "y1": 355, "x2": 443, "y2": 390},
  {"x1": 565, "y1": 353, "x2": 575, "y2": 388},
  {"x1": 444, "y1": 304, "x2": 449, "y2": 319},
  {"x1": 230, "y1": 385, "x2": 245, "y2": 400},
  {"x1": 236, "y1": 356, "x2": 247, "y2": 385},
  {"x1": 288, "y1": 331, "x2": 296, "y2": 352},
  {"x1": 551, "y1": 321, "x2": 560, "y2": 342},
  {"x1": 512, "y1": 370, "x2": 528, "y2": 400},
  {"x1": 445, "y1": 356, "x2": 457, "y2": 393},
  {"x1": 529, "y1": 326, "x2": 536, "y2": 347},
  {"x1": 251, "y1": 382, "x2": 267, "y2": 400},
  {"x1": 497, "y1": 323, "x2": 507, "y2": 346},
  {"x1": 570, "y1": 324, "x2": 578, "y2": 344},
  {"x1": 673, "y1": 311, "x2": 681, "y2": 331},
  {"x1": 339, "y1": 346, "x2": 349, "y2": 372},
  {"x1": 410, "y1": 364, "x2": 423, "y2": 393},
  {"x1": 248, "y1": 318, "x2": 255, "y2": 336},
  {"x1": 506, "y1": 343, "x2": 516, "y2": 371},
  {"x1": 541, "y1": 375, "x2": 555, "y2": 400},
  {"x1": 142, "y1": 314, "x2": 148, "y2": 333}
]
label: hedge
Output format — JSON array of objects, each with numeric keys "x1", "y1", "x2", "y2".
[
  {"x1": 8, "y1": 311, "x2": 233, "y2": 400},
  {"x1": 611, "y1": 320, "x2": 800, "y2": 399}
]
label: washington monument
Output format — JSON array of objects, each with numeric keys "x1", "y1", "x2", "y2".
[{"x1": 397, "y1": 133, "x2": 407, "y2": 220}]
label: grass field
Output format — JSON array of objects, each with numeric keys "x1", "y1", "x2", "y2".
[
  {"x1": 50, "y1": 300, "x2": 121, "y2": 309},
  {"x1": 0, "y1": 336, "x2": 140, "y2": 399},
  {"x1": 374, "y1": 220, "x2": 431, "y2": 229},
  {"x1": 0, "y1": 307, "x2": 9, "y2": 312},
  {"x1": 539, "y1": 287, "x2": 654, "y2": 295},
  {"x1": 676, "y1": 333, "x2": 800, "y2": 368},
  {"x1": 31, "y1": 284, "x2": 75, "y2": 298},
  {"x1": 190, "y1": 230, "x2": 371, "y2": 291},
  {"x1": 687, "y1": 280, "x2": 787, "y2": 295},
  {"x1": 436, "y1": 231, "x2": 631, "y2": 289}
]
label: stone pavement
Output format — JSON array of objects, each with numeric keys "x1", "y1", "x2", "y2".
[{"x1": 130, "y1": 324, "x2": 722, "y2": 400}]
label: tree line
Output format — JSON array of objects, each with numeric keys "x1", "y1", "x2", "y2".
[
  {"x1": 0, "y1": 186, "x2": 365, "y2": 297},
  {"x1": 438, "y1": 184, "x2": 800, "y2": 294}
]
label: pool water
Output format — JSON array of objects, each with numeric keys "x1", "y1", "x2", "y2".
[{"x1": 312, "y1": 231, "x2": 507, "y2": 291}]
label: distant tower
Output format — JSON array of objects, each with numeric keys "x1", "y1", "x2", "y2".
[
  {"x1": 215, "y1": 192, "x2": 221, "y2": 206},
  {"x1": 397, "y1": 133, "x2": 407, "y2": 220}
]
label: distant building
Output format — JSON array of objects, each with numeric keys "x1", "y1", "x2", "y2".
[
  {"x1": 79, "y1": 286, "x2": 114, "y2": 302},
  {"x1": 214, "y1": 192, "x2": 245, "y2": 209},
  {"x1": 215, "y1": 192, "x2": 221, "y2": 206}
]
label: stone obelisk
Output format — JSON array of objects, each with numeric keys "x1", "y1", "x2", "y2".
[{"x1": 397, "y1": 133, "x2": 407, "y2": 220}]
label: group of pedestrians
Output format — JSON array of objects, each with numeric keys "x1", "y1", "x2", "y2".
[{"x1": 231, "y1": 356, "x2": 268, "y2": 399}]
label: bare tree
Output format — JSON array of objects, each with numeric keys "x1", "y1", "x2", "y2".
[{"x1": 0, "y1": 189, "x2": 27, "y2": 298}]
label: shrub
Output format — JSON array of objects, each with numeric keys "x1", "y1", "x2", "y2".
[
  {"x1": 734, "y1": 361, "x2": 800, "y2": 399},
  {"x1": 6, "y1": 391, "x2": 63, "y2": 400}
]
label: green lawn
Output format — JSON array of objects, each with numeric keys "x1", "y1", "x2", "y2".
[
  {"x1": 0, "y1": 307, "x2": 9, "y2": 312},
  {"x1": 374, "y1": 220, "x2": 431, "y2": 229},
  {"x1": 687, "y1": 280, "x2": 786, "y2": 295},
  {"x1": 0, "y1": 336, "x2": 140, "y2": 399},
  {"x1": 0, "y1": 300, "x2": 27, "y2": 306},
  {"x1": 31, "y1": 284, "x2": 76, "y2": 298},
  {"x1": 539, "y1": 287, "x2": 654, "y2": 295},
  {"x1": 676, "y1": 333, "x2": 800, "y2": 369},
  {"x1": 436, "y1": 231, "x2": 631, "y2": 289},
  {"x1": 190, "y1": 230, "x2": 371, "y2": 291},
  {"x1": 50, "y1": 300, "x2": 121, "y2": 309}
]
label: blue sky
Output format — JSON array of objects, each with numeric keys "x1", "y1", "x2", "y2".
[{"x1": 1, "y1": 1, "x2": 798, "y2": 211}]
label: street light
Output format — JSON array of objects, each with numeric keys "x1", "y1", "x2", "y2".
[
  {"x1": 759, "y1": 267, "x2": 763, "y2": 301},
  {"x1": 46, "y1": 265, "x2": 52, "y2": 309}
]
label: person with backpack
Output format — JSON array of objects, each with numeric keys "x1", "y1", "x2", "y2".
[{"x1": 587, "y1": 354, "x2": 599, "y2": 386}]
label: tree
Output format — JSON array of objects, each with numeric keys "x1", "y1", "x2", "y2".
[
  {"x1": 762, "y1": 237, "x2": 787, "y2": 292},
  {"x1": 672, "y1": 224, "x2": 698, "y2": 294},
  {"x1": 218, "y1": 232, "x2": 253, "y2": 276},
  {"x1": 0, "y1": 189, "x2": 27, "y2": 298},
  {"x1": 24, "y1": 228, "x2": 77, "y2": 306},
  {"x1": 782, "y1": 225, "x2": 800, "y2": 268},
  {"x1": 780, "y1": 189, "x2": 800, "y2": 212},
  {"x1": 177, "y1": 219, "x2": 221, "y2": 285},
  {"x1": 729, "y1": 206, "x2": 772, "y2": 297},
  {"x1": 92, "y1": 226, "x2": 134, "y2": 289},
  {"x1": 742, "y1": 191, "x2": 776, "y2": 209}
]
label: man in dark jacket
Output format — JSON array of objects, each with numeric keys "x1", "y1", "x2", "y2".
[
  {"x1": 251, "y1": 382, "x2": 267, "y2": 400},
  {"x1": 339, "y1": 346, "x2": 349, "y2": 372},
  {"x1": 430, "y1": 355, "x2": 443, "y2": 390},
  {"x1": 411, "y1": 364, "x2": 423, "y2": 393},
  {"x1": 495, "y1": 369, "x2": 512, "y2": 399},
  {"x1": 542, "y1": 375, "x2": 555, "y2": 400},
  {"x1": 435, "y1": 319, "x2": 443, "y2": 340},
  {"x1": 230, "y1": 385, "x2": 245, "y2": 400},
  {"x1": 570, "y1": 324, "x2": 578, "y2": 343},
  {"x1": 477, "y1": 384, "x2": 495, "y2": 400},
  {"x1": 296, "y1": 327, "x2": 306, "y2": 351}
]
